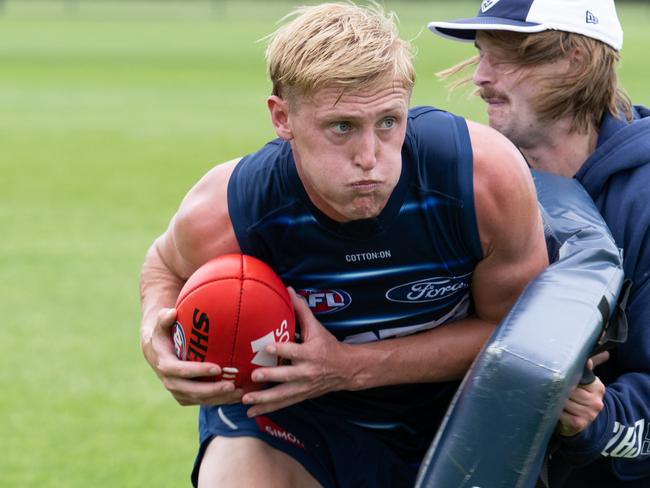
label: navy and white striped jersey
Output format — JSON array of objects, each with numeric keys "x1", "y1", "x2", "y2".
[
  {"x1": 226, "y1": 106, "x2": 482, "y2": 434},
  {"x1": 228, "y1": 106, "x2": 482, "y2": 343}
]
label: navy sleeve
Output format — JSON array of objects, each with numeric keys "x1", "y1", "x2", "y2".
[
  {"x1": 556, "y1": 279, "x2": 650, "y2": 479},
  {"x1": 556, "y1": 166, "x2": 650, "y2": 479}
]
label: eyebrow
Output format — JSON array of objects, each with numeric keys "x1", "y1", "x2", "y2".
[{"x1": 320, "y1": 103, "x2": 406, "y2": 121}]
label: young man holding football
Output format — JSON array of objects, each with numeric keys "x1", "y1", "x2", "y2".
[
  {"x1": 429, "y1": 0, "x2": 650, "y2": 485},
  {"x1": 139, "y1": 3, "x2": 548, "y2": 487}
]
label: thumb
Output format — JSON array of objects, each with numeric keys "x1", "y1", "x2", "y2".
[
  {"x1": 156, "y1": 307, "x2": 177, "y2": 331},
  {"x1": 288, "y1": 287, "x2": 317, "y2": 338},
  {"x1": 591, "y1": 351, "x2": 610, "y2": 368}
]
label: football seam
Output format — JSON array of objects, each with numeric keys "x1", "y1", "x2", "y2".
[
  {"x1": 178, "y1": 278, "x2": 291, "y2": 311},
  {"x1": 176, "y1": 275, "x2": 242, "y2": 307},
  {"x1": 229, "y1": 256, "x2": 245, "y2": 371},
  {"x1": 176, "y1": 279, "x2": 291, "y2": 310},
  {"x1": 242, "y1": 277, "x2": 292, "y2": 310}
]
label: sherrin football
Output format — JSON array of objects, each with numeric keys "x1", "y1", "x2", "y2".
[{"x1": 172, "y1": 254, "x2": 295, "y2": 391}]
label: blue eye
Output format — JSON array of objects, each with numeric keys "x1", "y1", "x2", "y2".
[
  {"x1": 332, "y1": 122, "x2": 352, "y2": 133},
  {"x1": 380, "y1": 117, "x2": 396, "y2": 129}
]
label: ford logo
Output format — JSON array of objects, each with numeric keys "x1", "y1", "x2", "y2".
[
  {"x1": 386, "y1": 275, "x2": 471, "y2": 303},
  {"x1": 297, "y1": 288, "x2": 352, "y2": 314}
]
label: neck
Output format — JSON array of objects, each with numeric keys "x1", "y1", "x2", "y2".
[{"x1": 519, "y1": 119, "x2": 598, "y2": 178}]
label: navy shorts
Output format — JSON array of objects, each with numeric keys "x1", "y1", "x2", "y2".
[{"x1": 191, "y1": 401, "x2": 437, "y2": 487}]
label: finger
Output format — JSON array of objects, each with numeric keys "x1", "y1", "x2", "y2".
[
  {"x1": 246, "y1": 397, "x2": 301, "y2": 417},
  {"x1": 591, "y1": 351, "x2": 610, "y2": 367},
  {"x1": 166, "y1": 377, "x2": 240, "y2": 403},
  {"x1": 251, "y1": 364, "x2": 303, "y2": 384},
  {"x1": 289, "y1": 288, "x2": 316, "y2": 332},
  {"x1": 289, "y1": 287, "x2": 308, "y2": 314},
  {"x1": 243, "y1": 384, "x2": 306, "y2": 416},
  {"x1": 176, "y1": 388, "x2": 244, "y2": 406},
  {"x1": 562, "y1": 398, "x2": 590, "y2": 416},
  {"x1": 558, "y1": 410, "x2": 576, "y2": 427},
  {"x1": 560, "y1": 398, "x2": 600, "y2": 430},
  {"x1": 563, "y1": 387, "x2": 604, "y2": 415},
  {"x1": 567, "y1": 382, "x2": 603, "y2": 405},
  {"x1": 156, "y1": 353, "x2": 221, "y2": 379},
  {"x1": 577, "y1": 376, "x2": 605, "y2": 396},
  {"x1": 156, "y1": 308, "x2": 177, "y2": 330},
  {"x1": 200, "y1": 387, "x2": 245, "y2": 406},
  {"x1": 265, "y1": 341, "x2": 303, "y2": 363},
  {"x1": 242, "y1": 381, "x2": 305, "y2": 406},
  {"x1": 557, "y1": 413, "x2": 582, "y2": 437}
]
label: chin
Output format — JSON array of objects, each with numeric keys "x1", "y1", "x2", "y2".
[
  {"x1": 349, "y1": 205, "x2": 382, "y2": 221},
  {"x1": 488, "y1": 120, "x2": 513, "y2": 140},
  {"x1": 334, "y1": 194, "x2": 388, "y2": 221},
  {"x1": 487, "y1": 114, "x2": 502, "y2": 130}
]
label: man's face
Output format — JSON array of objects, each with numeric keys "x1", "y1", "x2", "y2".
[
  {"x1": 473, "y1": 32, "x2": 566, "y2": 148},
  {"x1": 286, "y1": 83, "x2": 409, "y2": 222}
]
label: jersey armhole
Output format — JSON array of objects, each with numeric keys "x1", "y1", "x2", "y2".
[
  {"x1": 453, "y1": 116, "x2": 484, "y2": 262},
  {"x1": 227, "y1": 158, "x2": 254, "y2": 255}
]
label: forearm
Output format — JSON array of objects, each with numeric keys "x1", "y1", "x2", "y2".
[
  {"x1": 139, "y1": 240, "x2": 184, "y2": 348},
  {"x1": 558, "y1": 284, "x2": 650, "y2": 467},
  {"x1": 243, "y1": 295, "x2": 499, "y2": 415},
  {"x1": 345, "y1": 317, "x2": 496, "y2": 390}
]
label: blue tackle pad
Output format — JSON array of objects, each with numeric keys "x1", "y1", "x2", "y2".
[{"x1": 415, "y1": 170, "x2": 626, "y2": 488}]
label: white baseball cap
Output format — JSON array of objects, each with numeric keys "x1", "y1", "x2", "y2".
[{"x1": 428, "y1": 0, "x2": 623, "y2": 50}]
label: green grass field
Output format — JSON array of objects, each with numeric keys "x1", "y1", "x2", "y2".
[{"x1": 1, "y1": 1, "x2": 649, "y2": 486}]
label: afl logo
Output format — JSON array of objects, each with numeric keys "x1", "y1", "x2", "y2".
[
  {"x1": 386, "y1": 275, "x2": 470, "y2": 303},
  {"x1": 172, "y1": 322, "x2": 187, "y2": 360},
  {"x1": 297, "y1": 288, "x2": 352, "y2": 314}
]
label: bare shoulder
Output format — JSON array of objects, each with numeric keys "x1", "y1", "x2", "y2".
[
  {"x1": 466, "y1": 120, "x2": 534, "y2": 200},
  {"x1": 466, "y1": 121, "x2": 538, "y2": 249},
  {"x1": 465, "y1": 121, "x2": 548, "y2": 322},
  {"x1": 165, "y1": 158, "x2": 242, "y2": 278}
]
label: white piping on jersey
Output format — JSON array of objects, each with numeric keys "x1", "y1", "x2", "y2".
[
  {"x1": 217, "y1": 407, "x2": 238, "y2": 430},
  {"x1": 342, "y1": 293, "x2": 470, "y2": 344}
]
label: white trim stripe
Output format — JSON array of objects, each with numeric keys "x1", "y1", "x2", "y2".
[{"x1": 217, "y1": 407, "x2": 239, "y2": 430}]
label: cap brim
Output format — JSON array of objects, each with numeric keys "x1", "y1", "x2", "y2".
[{"x1": 428, "y1": 16, "x2": 545, "y2": 42}]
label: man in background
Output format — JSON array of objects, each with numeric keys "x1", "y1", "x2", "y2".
[{"x1": 429, "y1": 0, "x2": 650, "y2": 485}]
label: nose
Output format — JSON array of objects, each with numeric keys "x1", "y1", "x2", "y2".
[
  {"x1": 353, "y1": 129, "x2": 378, "y2": 170},
  {"x1": 473, "y1": 54, "x2": 495, "y2": 88}
]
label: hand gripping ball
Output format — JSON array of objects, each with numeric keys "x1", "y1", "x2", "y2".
[{"x1": 172, "y1": 254, "x2": 295, "y2": 391}]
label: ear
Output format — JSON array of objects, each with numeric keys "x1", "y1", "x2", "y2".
[
  {"x1": 268, "y1": 95, "x2": 293, "y2": 140},
  {"x1": 569, "y1": 46, "x2": 587, "y2": 69}
]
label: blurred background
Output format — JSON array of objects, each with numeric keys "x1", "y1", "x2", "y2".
[{"x1": 1, "y1": 1, "x2": 648, "y2": 486}]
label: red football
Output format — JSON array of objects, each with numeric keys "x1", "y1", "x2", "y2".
[{"x1": 172, "y1": 254, "x2": 295, "y2": 391}]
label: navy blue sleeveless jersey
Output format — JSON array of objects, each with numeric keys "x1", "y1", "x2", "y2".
[{"x1": 226, "y1": 106, "x2": 482, "y2": 439}]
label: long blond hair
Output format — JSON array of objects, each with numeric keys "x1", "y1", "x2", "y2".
[{"x1": 440, "y1": 30, "x2": 631, "y2": 133}]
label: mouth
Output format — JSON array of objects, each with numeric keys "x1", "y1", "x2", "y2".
[
  {"x1": 485, "y1": 98, "x2": 506, "y2": 106},
  {"x1": 350, "y1": 180, "x2": 381, "y2": 193},
  {"x1": 480, "y1": 90, "x2": 508, "y2": 106}
]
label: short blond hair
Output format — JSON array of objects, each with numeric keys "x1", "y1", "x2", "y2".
[
  {"x1": 266, "y1": 2, "x2": 415, "y2": 102},
  {"x1": 440, "y1": 30, "x2": 631, "y2": 133}
]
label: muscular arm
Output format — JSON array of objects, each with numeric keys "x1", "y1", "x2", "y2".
[
  {"x1": 139, "y1": 159, "x2": 242, "y2": 405},
  {"x1": 244, "y1": 123, "x2": 549, "y2": 414}
]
